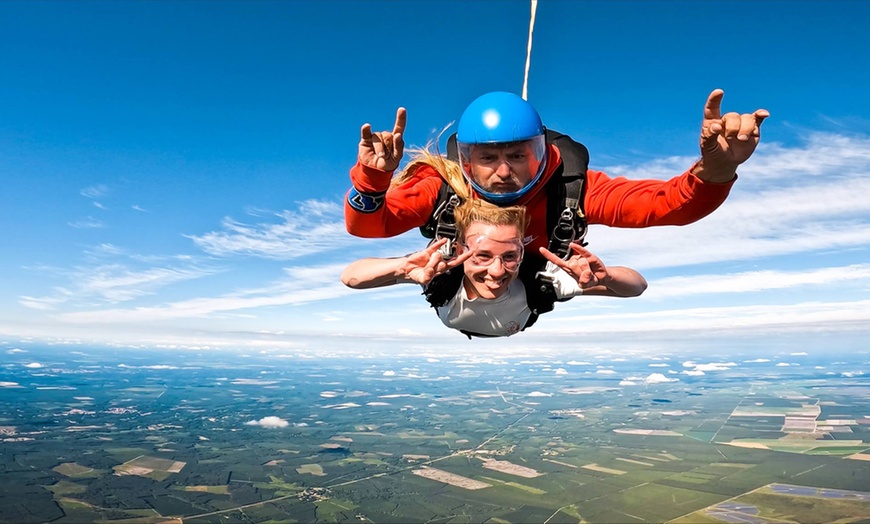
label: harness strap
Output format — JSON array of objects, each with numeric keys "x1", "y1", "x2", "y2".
[
  {"x1": 517, "y1": 255, "x2": 550, "y2": 329},
  {"x1": 422, "y1": 266, "x2": 464, "y2": 308},
  {"x1": 419, "y1": 178, "x2": 450, "y2": 238},
  {"x1": 545, "y1": 131, "x2": 589, "y2": 261}
]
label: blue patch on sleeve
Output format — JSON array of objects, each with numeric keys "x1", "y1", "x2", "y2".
[{"x1": 347, "y1": 188, "x2": 386, "y2": 213}]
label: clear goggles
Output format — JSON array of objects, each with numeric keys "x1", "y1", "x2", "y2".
[{"x1": 461, "y1": 234, "x2": 525, "y2": 271}]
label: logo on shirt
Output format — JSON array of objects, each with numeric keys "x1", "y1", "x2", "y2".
[{"x1": 522, "y1": 235, "x2": 536, "y2": 246}]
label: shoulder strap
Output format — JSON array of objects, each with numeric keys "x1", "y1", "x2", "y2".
[
  {"x1": 544, "y1": 129, "x2": 589, "y2": 260},
  {"x1": 422, "y1": 265, "x2": 464, "y2": 309},
  {"x1": 517, "y1": 254, "x2": 554, "y2": 331},
  {"x1": 419, "y1": 180, "x2": 452, "y2": 239}
]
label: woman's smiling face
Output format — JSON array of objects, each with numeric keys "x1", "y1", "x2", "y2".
[{"x1": 459, "y1": 222, "x2": 524, "y2": 300}]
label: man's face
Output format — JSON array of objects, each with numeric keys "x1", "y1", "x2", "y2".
[
  {"x1": 459, "y1": 223, "x2": 524, "y2": 300},
  {"x1": 465, "y1": 141, "x2": 540, "y2": 194}
]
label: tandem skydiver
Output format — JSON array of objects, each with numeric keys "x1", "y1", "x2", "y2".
[{"x1": 342, "y1": 200, "x2": 647, "y2": 338}]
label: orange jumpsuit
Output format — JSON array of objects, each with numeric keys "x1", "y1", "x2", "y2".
[{"x1": 345, "y1": 144, "x2": 733, "y2": 253}]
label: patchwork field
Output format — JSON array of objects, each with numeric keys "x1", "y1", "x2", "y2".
[{"x1": 1, "y1": 348, "x2": 868, "y2": 523}]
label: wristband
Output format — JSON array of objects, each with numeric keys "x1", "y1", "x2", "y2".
[{"x1": 347, "y1": 188, "x2": 386, "y2": 213}]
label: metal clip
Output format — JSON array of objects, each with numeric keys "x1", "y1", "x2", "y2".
[{"x1": 436, "y1": 238, "x2": 455, "y2": 260}]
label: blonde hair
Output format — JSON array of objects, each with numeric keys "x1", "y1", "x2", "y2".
[
  {"x1": 392, "y1": 141, "x2": 471, "y2": 199},
  {"x1": 454, "y1": 200, "x2": 528, "y2": 243},
  {"x1": 392, "y1": 141, "x2": 527, "y2": 242}
]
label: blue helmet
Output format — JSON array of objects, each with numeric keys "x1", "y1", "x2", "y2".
[
  {"x1": 457, "y1": 91, "x2": 545, "y2": 143},
  {"x1": 456, "y1": 92, "x2": 548, "y2": 204}
]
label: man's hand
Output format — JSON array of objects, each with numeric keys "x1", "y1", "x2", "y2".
[
  {"x1": 696, "y1": 89, "x2": 769, "y2": 183},
  {"x1": 539, "y1": 243, "x2": 609, "y2": 289},
  {"x1": 402, "y1": 238, "x2": 472, "y2": 286},
  {"x1": 359, "y1": 107, "x2": 407, "y2": 172}
]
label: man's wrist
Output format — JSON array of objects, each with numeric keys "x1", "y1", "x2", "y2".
[{"x1": 690, "y1": 159, "x2": 738, "y2": 184}]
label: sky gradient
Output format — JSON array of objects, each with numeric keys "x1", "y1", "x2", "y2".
[{"x1": 2, "y1": 0, "x2": 869, "y2": 356}]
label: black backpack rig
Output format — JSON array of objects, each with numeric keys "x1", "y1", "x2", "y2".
[{"x1": 419, "y1": 130, "x2": 590, "y2": 337}]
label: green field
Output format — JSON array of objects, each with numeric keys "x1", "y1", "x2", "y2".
[{"x1": 2, "y1": 350, "x2": 868, "y2": 523}]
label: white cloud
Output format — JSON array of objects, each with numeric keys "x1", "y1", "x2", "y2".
[
  {"x1": 527, "y1": 391, "x2": 552, "y2": 397},
  {"x1": 19, "y1": 296, "x2": 67, "y2": 311},
  {"x1": 189, "y1": 200, "x2": 356, "y2": 260},
  {"x1": 645, "y1": 265, "x2": 870, "y2": 299},
  {"x1": 540, "y1": 301, "x2": 870, "y2": 336},
  {"x1": 644, "y1": 373, "x2": 678, "y2": 384},
  {"x1": 24, "y1": 362, "x2": 43, "y2": 368},
  {"x1": 81, "y1": 185, "x2": 109, "y2": 199},
  {"x1": 55, "y1": 264, "x2": 353, "y2": 323},
  {"x1": 740, "y1": 134, "x2": 870, "y2": 181},
  {"x1": 693, "y1": 362, "x2": 737, "y2": 372},
  {"x1": 245, "y1": 416, "x2": 289, "y2": 428},
  {"x1": 68, "y1": 217, "x2": 105, "y2": 229},
  {"x1": 21, "y1": 264, "x2": 222, "y2": 309},
  {"x1": 682, "y1": 361, "x2": 736, "y2": 372},
  {"x1": 76, "y1": 265, "x2": 221, "y2": 303}
]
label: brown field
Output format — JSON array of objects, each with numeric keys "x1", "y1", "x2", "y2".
[
  {"x1": 182, "y1": 485, "x2": 230, "y2": 494},
  {"x1": 480, "y1": 459, "x2": 542, "y2": 478},
  {"x1": 412, "y1": 467, "x2": 491, "y2": 490},
  {"x1": 113, "y1": 455, "x2": 186, "y2": 481},
  {"x1": 582, "y1": 464, "x2": 626, "y2": 475}
]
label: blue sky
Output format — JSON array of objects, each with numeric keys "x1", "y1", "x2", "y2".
[{"x1": 1, "y1": 0, "x2": 869, "y2": 356}]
